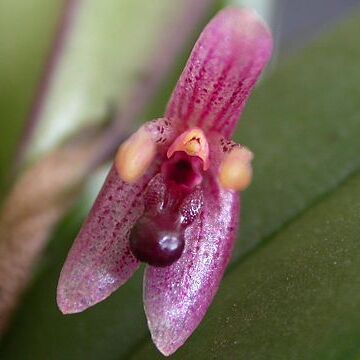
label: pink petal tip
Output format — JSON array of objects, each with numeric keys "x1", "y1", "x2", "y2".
[
  {"x1": 144, "y1": 179, "x2": 239, "y2": 355},
  {"x1": 166, "y1": 7, "x2": 273, "y2": 138}
]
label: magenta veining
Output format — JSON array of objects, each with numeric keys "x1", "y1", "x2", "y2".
[{"x1": 57, "y1": 8, "x2": 273, "y2": 356}]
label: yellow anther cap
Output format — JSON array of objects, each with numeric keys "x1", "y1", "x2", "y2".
[{"x1": 167, "y1": 128, "x2": 210, "y2": 170}]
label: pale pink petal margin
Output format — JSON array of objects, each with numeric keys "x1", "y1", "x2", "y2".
[
  {"x1": 166, "y1": 7, "x2": 273, "y2": 138},
  {"x1": 144, "y1": 178, "x2": 240, "y2": 356},
  {"x1": 57, "y1": 163, "x2": 159, "y2": 313}
]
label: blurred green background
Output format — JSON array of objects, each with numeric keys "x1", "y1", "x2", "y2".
[{"x1": 0, "y1": 0, "x2": 360, "y2": 359}]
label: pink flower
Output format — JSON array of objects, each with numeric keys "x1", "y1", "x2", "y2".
[{"x1": 57, "y1": 8, "x2": 272, "y2": 356}]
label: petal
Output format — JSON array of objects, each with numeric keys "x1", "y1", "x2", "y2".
[
  {"x1": 165, "y1": 8, "x2": 273, "y2": 138},
  {"x1": 57, "y1": 163, "x2": 158, "y2": 314},
  {"x1": 143, "y1": 177, "x2": 240, "y2": 355}
]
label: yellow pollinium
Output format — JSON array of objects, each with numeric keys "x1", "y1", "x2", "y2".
[
  {"x1": 167, "y1": 128, "x2": 210, "y2": 170},
  {"x1": 115, "y1": 127, "x2": 156, "y2": 183},
  {"x1": 219, "y1": 146, "x2": 253, "y2": 191}
]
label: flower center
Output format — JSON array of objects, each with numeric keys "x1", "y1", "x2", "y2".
[
  {"x1": 160, "y1": 127, "x2": 210, "y2": 190},
  {"x1": 128, "y1": 128, "x2": 209, "y2": 267},
  {"x1": 167, "y1": 127, "x2": 210, "y2": 170},
  {"x1": 161, "y1": 152, "x2": 203, "y2": 190}
]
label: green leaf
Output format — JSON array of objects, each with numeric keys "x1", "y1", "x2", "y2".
[
  {"x1": 132, "y1": 171, "x2": 360, "y2": 360},
  {"x1": 234, "y1": 12, "x2": 360, "y2": 257},
  {"x1": 2, "y1": 10, "x2": 360, "y2": 360},
  {"x1": 0, "y1": 0, "x2": 63, "y2": 196}
]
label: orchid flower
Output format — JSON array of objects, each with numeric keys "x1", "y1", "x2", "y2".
[{"x1": 57, "y1": 8, "x2": 272, "y2": 356}]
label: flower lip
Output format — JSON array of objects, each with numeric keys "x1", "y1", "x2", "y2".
[
  {"x1": 129, "y1": 174, "x2": 204, "y2": 268},
  {"x1": 129, "y1": 214, "x2": 185, "y2": 267}
]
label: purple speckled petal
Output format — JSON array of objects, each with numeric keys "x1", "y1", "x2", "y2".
[
  {"x1": 57, "y1": 164, "x2": 158, "y2": 314},
  {"x1": 165, "y1": 7, "x2": 273, "y2": 138},
  {"x1": 143, "y1": 177, "x2": 240, "y2": 356}
]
